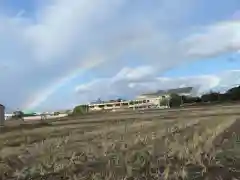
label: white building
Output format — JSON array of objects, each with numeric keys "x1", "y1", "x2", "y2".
[
  {"x1": 5, "y1": 113, "x2": 13, "y2": 120},
  {"x1": 87, "y1": 87, "x2": 193, "y2": 111}
]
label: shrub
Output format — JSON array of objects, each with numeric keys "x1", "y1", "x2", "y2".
[
  {"x1": 73, "y1": 105, "x2": 89, "y2": 115},
  {"x1": 169, "y1": 94, "x2": 182, "y2": 107}
]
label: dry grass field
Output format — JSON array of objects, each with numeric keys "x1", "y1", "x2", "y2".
[{"x1": 1, "y1": 105, "x2": 240, "y2": 180}]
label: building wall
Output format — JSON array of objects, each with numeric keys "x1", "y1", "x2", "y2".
[
  {"x1": 4, "y1": 114, "x2": 13, "y2": 120},
  {"x1": 136, "y1": 94, "x2": 170, "y2": 106},
  {"x1": 88, "y1": 94, "x2": 171, "y2": 111}
]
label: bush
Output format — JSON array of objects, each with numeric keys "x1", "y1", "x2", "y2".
[
  {"x1": 227, "y1": 86, "x2": 240, "y2": 101},
  {"x1": 201, "y1": 92, "x2": 220, "y2": 102},
  {"x1": 169, "y1": 94, "x2": 182, "y2": 107},
  {"x1": 54, "y1": 112, "x2": 60, "y2": 116},
  {"x1": 73, "y1": 105, "x2": 89, "y2": 115},
  {"x1": 160, "y1": 97, "x2": 169, "y2": 106}
]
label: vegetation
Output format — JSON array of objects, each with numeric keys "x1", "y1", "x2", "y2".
[
  {"x1": 53, "y1": 112, "x2": 60, "y2": 116},
  {"x1": 160, "y1": 96, "x2": 169, "y2": 107},
  {"x1": 169, "y1": 85, "x2": 240, "y2": 107},
  {"x1": 199, "y1": 85, "x2": 240, "y2": 102},
  {"x1": 71, "y1": 86, "x2": 240, "y2": 112},
  {"x1": 129, "y1": 101, "x2": 134, "y2": 105},
  {"x1": 72, "y1": 105, "x2": 89, "y2": 115},
  {"x1": 169, "y1": 93, "x2": 182, "y2": 107},
  {"x1": 0, "y1": 106, "x2": 240, "y2": 179},
  {"x1": 11, "y1": 111, "x2": 24, "y2": 120}
]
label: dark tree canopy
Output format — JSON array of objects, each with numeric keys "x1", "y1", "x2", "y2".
[
  {"x1": 201, "y1": 86, "x2": 240, "y2": 102},
  {"x1": 169, "y1": 93, "x2": 182, "y2": 107},
  {"x1": 72, "y1": 85, "x2": 240, "y2": 110},
  {"x1": 73, "y1": 105, "x2": 89, "y2": 115},
  {"x1": 201, "y1": 92, "x2": 220, "y2": 102}
]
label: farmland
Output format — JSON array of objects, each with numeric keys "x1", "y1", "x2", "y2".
[{"x1": 1, "y1": 105, "x2": 240, "y2": 179}]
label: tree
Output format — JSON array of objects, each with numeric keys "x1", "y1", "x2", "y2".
[
  {"x1": 201, "y1": 91, "x2": 220, "y2": 102},
  {"x1": 226, "y1": 86, "x2": 240, "y2": 101},
  {"x1": 12, "y1": 111, "x2": 24, "y2": 121},
  {"x1": 73, "y1": 105, "x2": 89, "y2": 115},
  {"x1": 160, "y1": 97, "x2": 169, "y2": 106},
  {"x1": 182, "y1": 95, "x2": 201, "y2": 103},
  {"x1": 117, "y1": 98, "x2": 125, "y2": 102},
  {"x1": 169, "y1": 94, "x2": 182, "y2": 107},
  {"x1": 218, "y1": 93, "x2": 230, "y2": 102},
  {"x1": 199, "y1": 86, "x2": 240, "y2": 103},
  {"x1": 54, "y1": 112, "x2": 60, "y2": 116},
  {"x1": 129, "y1": 101, "x2": 134, "y2": 105}
]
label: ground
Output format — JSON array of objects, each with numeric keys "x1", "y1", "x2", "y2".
[{"x1": 1, "y1": 105, "x2": 240, "y2": 180}]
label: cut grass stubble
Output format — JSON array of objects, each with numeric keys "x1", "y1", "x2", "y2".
[{"x1": 1, "y1": 115, "x2": 240, "y2": 180}]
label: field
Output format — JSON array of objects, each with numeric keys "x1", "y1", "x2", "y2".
[{"x1": 1, "y1": 105, "x2": 240, "y2": 180}]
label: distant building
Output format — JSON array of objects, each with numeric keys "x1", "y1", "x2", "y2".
[
  {"x1": 4, "y1": 113, "x2": 13, "y2": 120},
  {"x1": 86, "y1": 87, "x2": 194, "y2": 112}
]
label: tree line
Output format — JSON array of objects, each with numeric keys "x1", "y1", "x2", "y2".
[
  {"x1": 72, "y1": 85, "x2": 240, "y2": 114},
  {"x1": 169, "y1": 85, "x2": 240, "y2": 107}
]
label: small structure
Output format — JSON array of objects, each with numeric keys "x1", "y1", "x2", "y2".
[
  {"x1": 22, "y1": 110, "x2": 37, "y2": 117},
  {"x1": 0, "y1": 104, "x2": 5, "y2": 126}
]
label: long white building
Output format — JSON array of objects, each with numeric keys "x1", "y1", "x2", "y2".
[
  {"x1": 88, "y1": 87, "x2": 193, "y2": 111},
  {"x1": 88, "y1": 97, "x2": 168, "y2": 111}
]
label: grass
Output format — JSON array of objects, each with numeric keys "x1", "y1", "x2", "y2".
[{"x1": 1, "y1": 105, "x2": 240, "y2": 179}]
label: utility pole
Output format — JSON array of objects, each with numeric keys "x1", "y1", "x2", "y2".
[
  {"x1": 0, "y1": 104, "x2": 5, "y2": 127},
  {"x1": 181, "y1": 95, "x2": 183, "y2": 106}
]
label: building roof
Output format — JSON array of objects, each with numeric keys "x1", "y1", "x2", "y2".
[
  {"x1": 22, "y1": 110, "x2": 36, "y2": 115},
  {"x1": 140, "y1": 87, "x2": 193, "y2": 97}
]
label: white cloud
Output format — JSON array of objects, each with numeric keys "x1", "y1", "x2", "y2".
[
  {"x1": 183, "y1": 21, "x2": 240, "y2": 58},
  {"x1": 75, "y1": 66, "x2": 240, "y2": 103},
  {"x1": 0, "y1": 0, "x2": 240, "y2": 110},
  {"x1": 27, "y1": 0, "x2": 126, "y2": 62},
  {"x1": 113, "y1": 66, "x2": 158, "y2": 82}
]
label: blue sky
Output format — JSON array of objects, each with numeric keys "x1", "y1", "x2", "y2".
[
  {"x1": 164, "y1": 53, "x2": 240, "y2": 77},
  {"x1": 0, "y1": 0, "x2": 240, "y2": 111}
]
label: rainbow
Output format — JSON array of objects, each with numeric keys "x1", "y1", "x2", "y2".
[
  {"x1": 23, "y1": 43, "x2": 134, "y2": 110},
  {"x1": 23, "y1": 56, "x2": 105, "y2": 109}
]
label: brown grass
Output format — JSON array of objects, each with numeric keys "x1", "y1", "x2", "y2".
[{"x1": 1, "y1": 105, "x2": 240, "y2": 180}]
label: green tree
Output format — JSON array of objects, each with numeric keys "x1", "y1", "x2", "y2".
[
  {"x1": 73, "y1": 105, "x2": 89, "y2": 115},
  {"x1": 169, "y1": 94, "x2": 182, "y2": 107},
  {"x1": 201, "y1": 91, "x2": 220, "y2": 102},
  {"x1": 226, "y1": 86, "x2": 240, "y2": 101},
  {"x1": 129, "y1": 101, "x2": 134, "y2": 105},
  {"x1": 160, "y1": 97, "x2": 169, "y2": 106},
  {"x1": 182, "y1": 95, "x2": 201, "y2": 103},
  {"x1": 218, "y1": 93, "x2": 230, "y2": 102}
]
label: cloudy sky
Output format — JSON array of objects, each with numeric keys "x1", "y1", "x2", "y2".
[{"x1": 0, "y1": 0, "x2": 240, "y2": 111}]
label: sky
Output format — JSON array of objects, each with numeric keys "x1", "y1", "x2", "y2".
[{"x1": 0, "y1": 0, "x2": 240, "y2": 111}]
